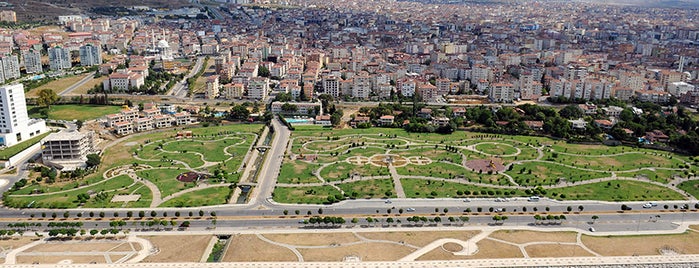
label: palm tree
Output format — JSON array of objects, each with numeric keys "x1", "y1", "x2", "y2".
[{"x1": 591, "y1": 215, "x2": 599, "y2": 224}]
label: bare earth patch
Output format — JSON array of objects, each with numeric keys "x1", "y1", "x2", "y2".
[
  {"x1": 525, "y1": 244, "x2": 595, "y2": 257},
  {"x1": 24, "y1": 241, "x2": 134, "y2": 253},
  {"x1": 469, "y1": 239, "x2": 524, "y2": 259},
  {"x1": 442, "y1": 242, "x2": 463, "y2": 252},
  {"x1": 358, "y1": 231, "x2": 479, "y2": 247},
  {"x1": 0, "y1": 237, "x2": 36, "y2": 250},
  {"x1": 489, "y1": 230, "x2": 577, "y2": 244},
  {"x1": 16, "y1": 255, "x2": 108, "y2": 264},
  {"x1": 582, "y1": 232, "x2": 699, "y2": 256},
  {"x1": 298, "y1": 243, "x2": 414, "y2": 262},
  {"x1": 223, "y1": 234, "x2": 297, "y2": 262},
  {"x1": 262, "y1": 232, "x2": 361, "y2": 246},
  {"x1": 141, "y1": 235, "x2": 212, "y2": 262}
]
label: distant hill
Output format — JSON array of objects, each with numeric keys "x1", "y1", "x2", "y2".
[
  {"x1": 582, "y1": 0, "x2": 699, "y2": 8},
  {"x1": 1, "y1": 0, "x2": 191, "y2": 22}
]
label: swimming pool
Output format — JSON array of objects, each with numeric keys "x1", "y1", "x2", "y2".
[{"x1": 285, "y1": 118, "x2": 314, "y2": 124}]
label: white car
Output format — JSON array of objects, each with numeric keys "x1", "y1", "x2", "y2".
[
  {"x1": 406, "y1": 208, "x2": 415, "y2": 212},
  {"x1": 642, "y1": 203, "x2": 652, "y2": 208}
]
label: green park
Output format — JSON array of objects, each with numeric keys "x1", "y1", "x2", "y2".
[
  {"x1": 272, "y1": 125, "x2": 697, "y2": 204},
  {"x1": 3, "y1": 124, "x2": 263, "y2": 209}
]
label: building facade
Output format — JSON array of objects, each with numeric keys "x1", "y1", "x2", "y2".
[{"x1": 0, "y1": 84, "x2": 48, "y2": 147}]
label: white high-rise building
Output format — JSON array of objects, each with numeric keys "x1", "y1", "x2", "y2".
[
  {"x1": 23, "y1": 50, "x2": 43, "y2": 74},
  {"x1": 79, "y1": 44, "x2": 102, "y2": 66},
  {"x1": 0, "y1": 55, "x2": 20, "y2": 80},
  {"x1": 0, "y1": 84, "x2": 48, "y2": 147},
  {"x1": 48, "y1": 46, "x2": 71, "y2": 71}
]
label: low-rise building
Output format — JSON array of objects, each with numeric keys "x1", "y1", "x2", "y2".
[{"x1": 41, "y1": 130, "x2": 95, "y2": 171}]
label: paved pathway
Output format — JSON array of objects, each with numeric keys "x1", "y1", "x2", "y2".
[{"x1": 388, "y1": 164, "x2": 406, "y2": 198}]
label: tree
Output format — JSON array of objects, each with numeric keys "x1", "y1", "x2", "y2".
[
  {"x1": 86, "y1": 154, "x2": 101, "y2": 167},
  {"x1": 578, "y1": 205, "x2": 584, "y2": 212},
  {"x1": 127, "y1": 211, "x2": 133, "y2": 218},
  {"x1": 36, "y1": 88, "x2": 59, "y2": 109},
  {"x1": 566, "y1": 206, "x2": 572, "y2": 212},
  {"x1": 138, "y1": 211, "x2": 145, "y2": 218},
  {"x1": 198, "y1": 210, "x2": 204, "y2": 217},
  {"x1": 559, "y1": 105, "x2": 584, "y2": 119},
  {"x1": 175, "y1": 211, "x2": 181, "y2": 217},
  {"x1": 99, "y1": 212, "x2": 105, "y2": 218}
]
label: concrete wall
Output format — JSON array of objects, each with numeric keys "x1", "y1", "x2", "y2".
[{"x1": 5, "y1": 142, "x2": 41, "y2": 168}]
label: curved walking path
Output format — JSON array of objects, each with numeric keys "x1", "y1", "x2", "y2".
[
  {"x1": 255, "y1": 233, "x2": 304, "y2": 262},
  {"x1": 399, "y1": 230, "x2": 492, "y2": 261}
]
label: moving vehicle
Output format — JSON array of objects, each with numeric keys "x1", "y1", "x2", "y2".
[
  {"x1": 642, "y1": 203, "x2": 652, "y2": 208},
  {"x1": 406, "y1": 208, "x2": 415, "y2": 212},
  {"x1": 528, "y1": 196, "x2": 540, "y2": 202}
]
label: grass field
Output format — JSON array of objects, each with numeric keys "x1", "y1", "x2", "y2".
[
  {"x1": 401, "y1": 178, "x2": 524, "y2": 198},
  {"x1": 550, "y1": 180, "x2": 686, "y2": 201},
  {"x1": 273, "y1": 185, "x2": 342, "y2": 204},
  {"x1": 158, "y1": 186, "x2": 231, "y2": 207},
  {"x1": 678, "y1": 180, "x2": 699, "y2": 199},
  {"x1": 278, "y1": 160, "x2": 322, "y2": 184},
  {"x1": 136, "y1": 168, "x2": 193, "y2": 198},
  {"x1": 337, "y1": 179, "x2": 395, "y2": 199},
  {"x1": 4, "y1": 175, "x2": 134, "y2": 209},
  {"x1": 507, "y1": 161, "x2": 610, "y2": 186},
  {"x1": 28, "y1": 104, "x2": 123, "y2": 121}
]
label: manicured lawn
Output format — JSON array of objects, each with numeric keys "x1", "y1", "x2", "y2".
[
  {"x1": 678, "y1": 180, "x2": 699, "y2": 199},
  {"x1": 337, "y1": 179, "x2": 395, "y2": 199},
  {"x1": 0, "y1": 131, "x2": 52, "y2": 160},
  {"x1": 5, "y1": 175, "x2": 134, "y2": 209},
  {"x1": 550, "y1": 180, "x2": 686, "y2": 201},
  {"x1": 506, "y1": 161, "x2": 610, "y2": 186},
  {"x1": 136, "y1": 168, "x2": 194, "y2": 198},
  {"x1": 474, "y1": 142, "x2": 519, "y2": 155},
  {"x1": 401, "y1": 178, "x2": 525, "y2": 198},
  {"x1": 83, "y1": 182, "x2": 153, "y2": 208},
  {"x1": 549, "y1": 151, "x2": 684, "y2": 171},
  {"x1": 278, "y1": 160, "x2": 322, "y2": 184},
  {"x1": 28, "y1": 104, "x2": 123, "y2": 121},
  {"x1": 318, "y1": 161, "x2": 389, "y2": 182},
  {"x1": 272, "y1": 185, "x2": 342, "y2": 204},
  {"x1": 161, "y1": 137, "x2": 245, "y2": 162},
  {"x1": 159, "y1": 187, "x2": 231, "y2": 207},
  {"x1": 617, "y1": 169, "x2": 682, "y2": 183},
  {"x1": 394, "y1": 146, "x2": 462, "y2": 164}
]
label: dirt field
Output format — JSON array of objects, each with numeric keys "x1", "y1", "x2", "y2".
[
  {"x1": 0, "y1": 237, "x2": 36, "y2": 250},
  {"x1": 489, "y1": 230, "x2": 578, "y2": 244},
  {"x1": 141, "y1": 235, "x2": 212, "y2": 263},
  {"x1": 582, "y1": 232, "x2": 699, "y2": 256},
  {"x1": 26, "y1": 74, "x2": 90, "y2": 97},
  {"x1": 298, "y1": 243, "x2": 414, "y2": 262},
  {"x1": 525, "y1": 244, "x2": 595, "y2": 257},
  {"x1": 25, "y1": 241, "x2": 135, "y2": 253},
  {"x1": 357, "y1": 231, "x2": 479, "y2": 247},
  {"x1": 222, "y1": 234, "x2": 298, "y2": 262},
  {"x1": 16, "y1": 255, "x2": 108, "y2": 264},
  {"x1": 468, "y1": 239, "x2": 524, "y2": 259},
  {"x1": 69, "y1": 76, "x2": 108, "y2": 95},
  {"x1": 262, "y1": 232, "x2": 361, "y2": 246}
]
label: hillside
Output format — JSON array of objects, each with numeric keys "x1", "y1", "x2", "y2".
[{"x1": 1, "y1": 0, "x2": 191, "y2": 22}]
